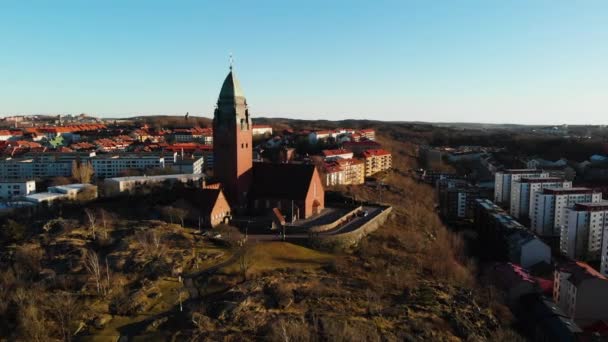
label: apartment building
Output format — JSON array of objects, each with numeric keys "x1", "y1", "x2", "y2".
[
  {"x1": 24, "y1": 183, "x2": 97, "y2": 204},
  {"x1": 172, "y1": 157, "x2": 204, "y2": 174},
  {"x1": 494, "y1": 169, "x2": 548, "y2": 205},
  {"x1": 531, "y1": 187, "x2": 602, "y2": 236},
  {"x1": 359, "y1": 129, "x2": 375, "y2": 141},
  {"x1": 321, "y1": 149, "x2": 353, "y2": 161},
  {"x1": 505, "y1": 229, "x2": 551, "y2": 268},
  {"x1": 561, "y1": 202, "x2": 608, "y2": 260},
  {"x1": 322, "y1": 158, "x2": 365, "y2": 186},
  {"x1": 104, "y1": 173, "x2": 205, "y2": 196},
  {"x1": 0, "y1": 152, "x2": 96, "y2": 179},
  {"x1": 0, "y1": 180, "x2": 36, "y2": 199},
  {"x1": 323, "y1": 163, "x2": 346, "y2": 187},
  {"x1": 474, "y1": 199, "x2": 551, "y2": 267},
  {"x1": 439, "y1": 186, "x2": 491, "y2": 220},
  {"x1": 91, "y1": 153, "x2": 166, "y2": 178},
  {"x1": 554, "y1": 260, "x2": 608, "y2": 326},
  {"x1": 362, "y1": 149, "x2": 392, "y2": 177},
  {"x1": 252, "y1": 125, "x2": 273, "y2": 137},
  {"x1": 510, "y1": 177, "x2": 571, "y2": 219},
  {"x1": 342, "y1": 141, "x2": 381, "y2": 154}
]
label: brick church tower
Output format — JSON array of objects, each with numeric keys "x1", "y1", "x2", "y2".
[{"x1": 212, "y1": 65, "x2": 253, "y2": 206}]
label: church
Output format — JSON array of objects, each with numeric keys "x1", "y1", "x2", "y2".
[{"x1": 212, "y1": 65, "x2": 325, "y2": 221}]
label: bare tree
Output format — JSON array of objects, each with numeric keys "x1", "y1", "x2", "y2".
[
  {"x1": 174, "y1": 207, "x2": 188, "y2": 228},
  {"x1": 84, "y1": 209, "x2": 97, "y2": 240},
  {"x1": 238, "y1": 247, "x2": 251, "y2": 281},
  {"x1": 47, "y1": 291, "x2": 80, "y2": 342},
  {"x1": 84, "y1": 250, "x2": 104, "y2": 295},
  {"x1": 161, "y1": 206, "x2": 175, "y2": 224},
  {"x1": 71, "y1": 160, "x2": 94, "y2": 183},
  {"x1": 136, "y1": 230, "x2": 166, "y2": 259},
  {"x1": 98, "y1": 209, "x2": 112, "y2": 239}
]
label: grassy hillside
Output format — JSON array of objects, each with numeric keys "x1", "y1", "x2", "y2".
[{"x1": 0, "y1": 121, "x2": 521, "y2": 341}]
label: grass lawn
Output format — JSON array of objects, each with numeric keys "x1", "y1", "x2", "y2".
[{"x1": 222, "y1": 241, "x2": 334, "y2": 275}]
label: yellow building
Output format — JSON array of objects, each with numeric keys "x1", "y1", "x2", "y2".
[
  {"x1": 323, "y1": 158, "x2": 365, "y2": 186},
  {"x1": 362, "y1": 149, "x2": 392, "y2": 177}
]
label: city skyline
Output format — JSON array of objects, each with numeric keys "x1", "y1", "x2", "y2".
[{"x1": 1, "y1": 1, "x2": 607, "y2": 124}]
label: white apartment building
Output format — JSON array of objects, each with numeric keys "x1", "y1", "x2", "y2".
[
  {"x1": 103, "y1": 173, "x2": 205, "y2": 196},
  {"x1": 561, "y1": 202, "x2": 608, "y2": 260},
  {"x1": 494, "y1": 169, "x2": 548, "y2": 205},
  {"x1": 172, "y1": 157, "x2": 204, "y2": 174},
  {"x1": 252, "y1": 125, "x2": 273, "y2": 136},
  {"x1": 506, "y1": 229, "x2": 551, "y2": 269},
  {"x1": 553, "y1": 261, "x2": 608, "y2": 326},
  {"x1": 0, "y1": 152, "x2": 96, "y2": 179},
  {"x1": 91, "y1": 154, "x2": 166, "y2": 178},
  {"x1": 24, "y1": 183, "x2": 97, "y2": 204},
  {"x1": 0, "y1": 180, "x2": 36, "y2": 200},
  {"x1": 531, "y1": 187, "x2": 602, "y2": 236},
  {"x1": 510, "y1": 177, "x2": 571, "y2": 219}
]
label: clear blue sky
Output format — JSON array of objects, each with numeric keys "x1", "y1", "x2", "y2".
[{"x1": 1, "y1": 1, "x2": 607, "y2": 124}]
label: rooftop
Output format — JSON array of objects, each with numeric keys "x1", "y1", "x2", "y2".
[
  {"x1": 106, "y1": 173, "x2": 204, "y2": 183},
  {"x1": 543, "y1": 187, "x2": 595, "y2": 195},
  {"x1": 25, "y1": 192, "x2": 68, "y2": 201},
  {"x1": 322, "y1": 149, "x2": 353, "y2": 157},
  {"x1": 573, "y1": 201, "x2": 608, "y2": 211},
  {"x1": 503, "y1": 169, "x2": 544, "y2": 174},
  {"x1": 518, "y1": 177, "x2": 564, "y2": 183},
  {"x1": 362, "y1": 149, "x2": 391, "y2": 158}
]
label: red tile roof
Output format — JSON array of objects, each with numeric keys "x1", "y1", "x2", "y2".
[
  {"x1": 322, "y1": 149, "x2": 352, "y2": 157},
  {"x1": 362, "y1": 149, "x2": 391, "y2": 158}
]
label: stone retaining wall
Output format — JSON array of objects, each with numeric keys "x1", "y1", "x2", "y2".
[
  {"x1": 308, "y1": 206, "x2": 363, "y2": 233},
  {"x1": 314, "y1": 206, "x2": 392, "y2": 250}
]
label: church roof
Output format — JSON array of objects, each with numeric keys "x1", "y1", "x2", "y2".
[
  {"x1": 219, "y1": 70, "x2": 245, "y2": 100},
  {"x1": 250, "y1": 162, "x2": 318, "y2": 200}
]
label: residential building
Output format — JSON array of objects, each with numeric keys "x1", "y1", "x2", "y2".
[
  {"x1": 510, "y1": 177, "x2": 571, "y2": 219},
  {"x1": 494, "y1": 169, "x2": 548, "y2": 206},
  {"x1": 435, "y1": 178, "x2": 469, "y2": 196},
  {"x1": 24, "y1": 183, "x2": 97, "y2": 204},
  {"x1": 358, "y1": 129, "x2": 375, "y2": 141},
  {"x1": 420, "y1": 170, "x2": 460, "y2": 185},
  {"x1": 0, "y1": 180, "x2": 36, "y2": 200},
  {"x1": 362, "y1": 149, "x2": 392, "y2": 176},
  {"x1": 342, "y1": 140, "x2": 381, "y2": 154},
  {"x1": 252, "y1": 125, "x2": 273, "y2": 137},
  {"x1": 0, "y1": 152, "x2": 96, "y2": 179},
  {"x1": 336, "y1": 158, "x2": 365, "y2": 185},
  {"x1": 489, "y1": 263, "x2": 540, "y2": 308},
  {"x1": 519, "y1": 295, "x2": 582, "y2": 342},
  {"x1": 321, "y1": 149, "x2": 353, "y2": 161},
  {"x1": 172, "y1": 157, "x2": 204, "y2": 174},
  {"x1": 531, "y1": 187, "x2": 602, "y2": 236},
  {"x1": 554, "y1": 260, "x2": 608, "y2": 326},
  {"x1": 323, "y1": 163, "x2": 346, "y2": 187},
  {"x1": 439, "y1": 187, "x2": 491, "y2": 220},
  {"x1": 474, "y1": 199, "x2": 550, "y2": 266},
  {"x1": 91, "y1": 153, "x2": 166, "y2": 178},
  {"x1": 561, "y1": 202, "x2": 608, "y2": 260},
  {"x1": 505, "y1": 229, "x2": 551, "y2": 268},
  {"x1": 308, "y1": 130, "x2": 332, "y2": 144},
  {"x1": 103, "y1": 173, "x2": 205, "y2": 196}
]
